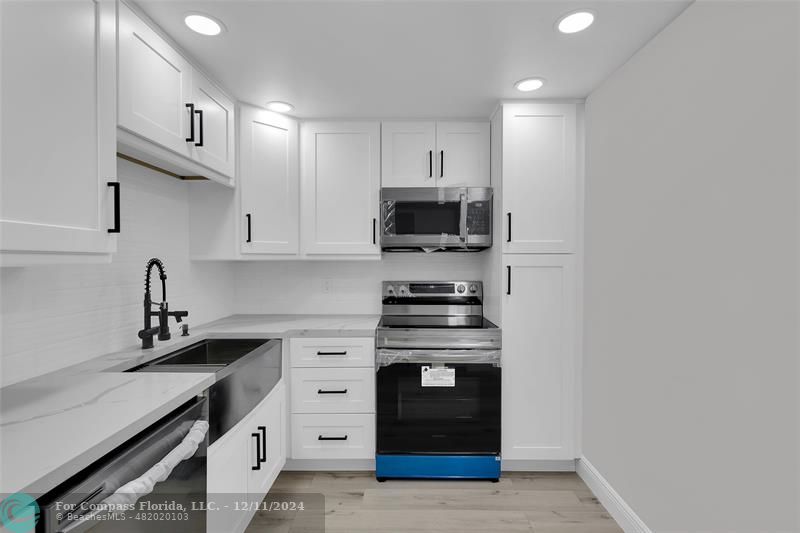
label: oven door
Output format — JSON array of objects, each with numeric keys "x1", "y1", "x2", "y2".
[
  {"x1": 380, "y1": 188, "x2": 467, "y2": 248},
  {"x1": 376, "y1": 349, "x2": 501, "y2": 455}
]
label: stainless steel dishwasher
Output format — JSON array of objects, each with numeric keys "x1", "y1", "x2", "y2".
[
  {"x1": 127, "y1": 338, "x2": 282, "y2": 444},
  {"x1": 38, "y1": 397, "x2": 208, "y2": 532}
]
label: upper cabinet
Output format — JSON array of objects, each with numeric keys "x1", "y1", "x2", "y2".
[
  {"x1": 0, "y1": 0, "x2": 118, "y2": 265},
  {"x1": 240, "y1": 105, "x2": 299, "y2": 255},
  {"x1": 501, "y1": 103, "x2": 578, "y2": 254},
  {"x1": 301, "y1": 122, "x2": 381, "y2": 256},
  {"x1": 117, "y1": 1, "x2": 235, "y2": 186},
  {"x1": 381, "y1": 121, "x2": 490, "y2": 188}
]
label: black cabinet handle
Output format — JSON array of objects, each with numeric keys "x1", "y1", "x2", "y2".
[
  {"x1": 318, "y1": 435, "x2": 348, "y2": 441},
  {"x1": 107, "y1": 182, "x2": 120, "y2": 234},
  {"x1": 251, "y1": 433, "x2": 261, "y2": 470},
  {"x1": 507, "y1": 265, "x2": 512, "y2": 295},
  {"x1": 317, "y1": 350, "x2": 347, "y2": 356},
  {"x1": 440, "y1": 150, "x2": 444, "y2": 177},
  {"x1": 428, "y1": 150, "x2": 433, "y2": 178},
  {"x1": 185, "y1": 103, "x2": 195, "y2": 143},
  {"x1": 507, "y1": 213, "x2": 512, "y2": 243},
  {"x1": 245, "y1": 214, "x2": 252, "y2": 243},
  {"x1": 194, "y1": 109, "x2": 204, "y2": 147},
  {"x1": 258, "y1": 425, "x2": 267, "y2": 465},
  {"x1": 372, "y1": 218, "x2": 377, "y2": 245},
  {"x1": 317, "y1": 389, "x2": 348, "y2": 394}
]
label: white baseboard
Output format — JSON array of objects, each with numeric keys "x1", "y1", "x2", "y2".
[
  {"x1": 284, "y1": 458, "x2": 375, "y2": 471},
  {"x1": 576, "y1": 457, "x2": 652, "y2": 533},
  {"x1": 502, "y1": 459, "x2": 576, "y2": 472}
]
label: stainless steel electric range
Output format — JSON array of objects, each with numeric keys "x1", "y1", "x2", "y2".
[{"x1": 375, "y1": 281, "x2": 502, "y2": 481}]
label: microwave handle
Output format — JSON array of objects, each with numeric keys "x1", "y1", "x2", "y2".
[{"x1": 459, "y1": 192, "x2": 468, "y2": 243}]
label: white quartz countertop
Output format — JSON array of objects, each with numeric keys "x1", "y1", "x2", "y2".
[{"x1": 0, "y1": 314, "x2": 379, "y2": 497}]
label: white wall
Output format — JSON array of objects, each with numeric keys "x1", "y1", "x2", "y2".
[
  {"x1": 233, "y1": 253, "x2": 486, "y2": 314},
  {"x1": 0, "y1": 159, "x2": 234, "y2": 386},
  {"x1": 583, "y1": 1, "x2": 799, "y2": 532}
]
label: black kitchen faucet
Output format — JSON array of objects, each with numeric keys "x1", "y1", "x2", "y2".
[{"x1": 137, "y1": 258, "x2": 188, "y2": 349}]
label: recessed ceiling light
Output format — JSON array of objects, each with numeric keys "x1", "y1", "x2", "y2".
[
  {"x1": 184, "y1": 14, "x2": 224, "y2": 36},
  {"x1": 514, "y1": 78, "x2": 545, "y2": 92},
  {"x1": 266, "y1": 101, "x2": 294, "y2": 114},
  {"x1": 557, "y1": 11, "x2": 595, "y2": 34}
]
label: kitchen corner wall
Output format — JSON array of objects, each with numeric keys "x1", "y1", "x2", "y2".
[
  {"x1": 0, "y1": 159, "x2": 235, "y2": 387},
  {"x1": 231, "y1": 253, "x2": 485, "y2": 315},
  {"x1": 583, "y1": 1, "x2": 799, "y2": 531}
]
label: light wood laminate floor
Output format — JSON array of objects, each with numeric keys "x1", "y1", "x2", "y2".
[{"x1": 245, "y1": 471, "x2": 623, "y2": 533}]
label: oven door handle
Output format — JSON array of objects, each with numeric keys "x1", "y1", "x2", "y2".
[{"x1": 376, "y1": 348, "x2": 501, "y2": 368}]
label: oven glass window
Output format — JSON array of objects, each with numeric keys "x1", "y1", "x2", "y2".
[
  {"x1": 377, "y1": 362, "x2": 501, "y2": 454},
  {"x1": 392, "y1": 201, "x2": 460, "y2": 235}
]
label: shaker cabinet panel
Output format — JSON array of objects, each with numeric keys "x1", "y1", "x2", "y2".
[
  {"x1": 240, "y1": 106, "x2": 299, "y2": 254},
  {"x1": 501, "y1": 255, "x2": 576, "y2": 460},
  {"x1": 381, "y1": 122, "x2": 437, "y2": 187},
  {"x1": 0, "y1": 0, "x2": 118, "y2": 262},
  {"x1": 301, "y1": 122, "x2": 381, "y2": 256},
  {"x1": 502, "y1": 103, "x2": 577, "y2": 253},
  {"x1": 192, "y1": 72, "x2": 236, "y2": 177},
  {"x1": 435, "y1": 122, "x2": 490, "y2": 187}
]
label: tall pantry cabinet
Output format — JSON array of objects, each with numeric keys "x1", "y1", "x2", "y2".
[{"x1": 490, "y1": 102, "x2": 582, "y2": 466}]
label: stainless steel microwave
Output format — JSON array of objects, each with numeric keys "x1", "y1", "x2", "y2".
[{"x1": 380, "y1": 187, "x2": 493, "y2": 251}]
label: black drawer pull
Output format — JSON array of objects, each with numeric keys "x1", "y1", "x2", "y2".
[
  {"x1": 507, "y1": 212, "x2": 512, "y2": 243},
  {"x1": 318, "y1": 435, "x2": 348, "y2": 441},
  {"x1": 245, "y1": 213, "x2": 252, "y2": 243},
  {"x1": 258, "y1": 425, "x2": 267, "y2": 465},
  {"x1": 251, "y1": 433, "x2": 261, "y2": 470},
  {"x1": 372, "y1": 218, "x2": 377, "y2": 245},
  {"x1": 317, "y1": 351, "x2": 347, "y2": 356},
  {"x1": 440, "y1": 150, "x2": 444, "y2": 177},
  {"x1": 428, "y1": 150, "x2": 433, "y2": 178},
  {"x1": 185, "y1": 103, "x2": 195, "y2": 142},
  {"x1": 194, "y1": 109, "x2": 204, "y2": 147},
  {"x1": 107, "y1": 182, "x2": 120, "y2": 234},
  {"x1": 317, "y1": 388, "x2": 348, "y2": 394},
  {"x1": 507, "y1": 265, "x2": 512, "y2": 295}
]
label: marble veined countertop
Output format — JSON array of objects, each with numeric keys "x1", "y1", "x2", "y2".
[{"x1": 0, "y1": 314, "x2": 379, "y2": 497}]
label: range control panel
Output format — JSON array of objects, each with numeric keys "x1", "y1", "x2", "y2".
[{"x1": 382, "y1": 281, "x2": 483, "y2": 299}]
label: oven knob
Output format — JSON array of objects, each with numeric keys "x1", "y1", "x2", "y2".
[
  {"x1": 469, "y1": 284, "x2": 478, "y2": 293},
  {"x1": 386, "y1": 285, "x2": 395, "y2": 295},
  {"x1": 398, "y1": 285, "x2": 408, "y2": 295},
  {"x1": 457, "y1": 284, "x2": 466, "y2": 294}
]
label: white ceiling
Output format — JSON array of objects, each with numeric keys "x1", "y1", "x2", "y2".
[{"x1": 137, "y1": 0, "x2": 692, "y2": 119}]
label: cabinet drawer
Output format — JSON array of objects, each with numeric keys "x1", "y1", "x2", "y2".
[
  {"x1": 291, "y1": 414, "x2": 375, "y2": 459},
  {"x1": 291, "y1": 367, "x2": 375, "y2": 414},
  {"x1": 290, "y1": 337, "x2": 374, "y2": 368}
]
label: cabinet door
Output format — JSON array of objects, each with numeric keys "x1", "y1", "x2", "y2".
[
  {"x1": 381, "y1": 122, "x2": 436, "y2": 187},
  {"x1": 247, "y1": 382, "x2": 286, "y2": 500},
  {"x1": 192, "y1": 71, "x2": 235, "y2": 178},
  {"x1": 301, "y1": 122, "x2": 380, "y2": 256},
  {"x1": 0, "y1": 0, "x2": 117, "y2": 261},
  {"x1": 240, "y1": 106, "x2": 299, "y2": 255},
  {"x1": 501, "y1": 255, "x2": 576, "y2": 460},
  {"x1": 502, "y1": 103, "x2": 577, "y2": 253},
  {"x1": 118, "y1": 1, "x2": 193, "y2": 158},
  {"x1": 435, "y1": 122, "x2": 490, "y2": 187},
  {"x1": 207, "y1": 424, "x2": 249, "y2": 533}
]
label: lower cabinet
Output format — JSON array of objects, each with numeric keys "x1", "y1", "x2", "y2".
[
  {"x1": 501, "y1": 255, "x2": 577, "y2": 461},
  {"x1": 207, "y1": 380, "x2": 286, "y2": 533},
  {"x1": 288, "y1": 337, "x2": 375, "y2": 462}
]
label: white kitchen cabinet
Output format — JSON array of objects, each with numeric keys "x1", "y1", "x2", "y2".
[
  {"x1": 381, "y1": 122, "x2": 437, "y2": 187},
  {"x1": 207, "y1": 381, "x2": 286, "y2": 533},
  {"x1": 240, "y1": 105, "x2": 299, "y2": 255},
  {"x1": 300, "y1": 122, "x2": 381, "y2": 256},
  {"x1": 381, "y1": 121, "x2": 489, "y2": 188},
  {"x1": 247, "y1": 382, "x2": 286, "y2": 499},
  {"x1": 502, "y1": 103, "x2": 578, "y2": 253},
  {"x1": 118, "y1": 1, "x2": 193, "y2": 159},
  {"x1": 435, "y1": 122, "x2": 490, "y2": 187},
  {"x1": 0, "y1": 0, "x2": 118, "y2": 265},
  {"x1": 117, "y1": 1, "x2": 235, "y2": 185},
  {"x1": 291, "y1": 413, "x2": 375, "y2": 460},
  {"x1": 191, "y1": 71, "x2": 236, "y2": 178},
  {"x1": 291, "y1": 367, "x2": 375, "y2": 414},
  {"x1": 501, "y1": 255, "x2": 576, "y2": 461}
]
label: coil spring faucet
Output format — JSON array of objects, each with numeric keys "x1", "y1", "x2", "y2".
[{"x1": 138, "y1": 258, "x2": 189, "y2": 349}]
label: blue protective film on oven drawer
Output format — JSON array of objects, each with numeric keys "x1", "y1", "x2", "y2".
[{"x1": 376, "y1": 454, "x2": 501, "y2": 480}]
